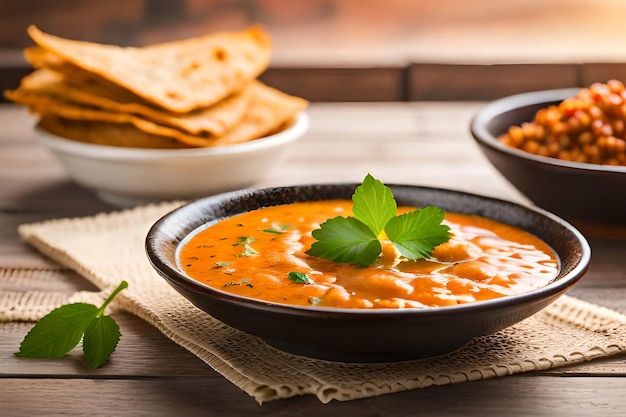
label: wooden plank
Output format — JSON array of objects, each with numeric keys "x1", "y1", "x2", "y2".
[
  {"x1": 2, "y1": 376, "x2": 626, "y2": 417},
  {"x1": 0, "y1": 313, "x2": 216, "y2": 377},
  {"x1": 2, "y1": 292, "x2": 625, "y2": 379},
  {"x1": 408, "y1": 63, "x2": 580, "y2": 101},
  {"x1": 260, "y1": 66, "x2": 406, "y2": 102},
  {"x1": 580, "y1": 63, "x2": 626, "y2": 86},
  {"x1": 568, "y1": 286, "x2": 626, "y2": 314}
]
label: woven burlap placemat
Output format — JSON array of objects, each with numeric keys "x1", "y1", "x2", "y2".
[{"x1": 2, "y1": 201, "x2": 625, "y2": 404}]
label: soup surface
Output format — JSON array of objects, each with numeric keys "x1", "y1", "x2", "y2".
[{"x1": 179, "y1": 200, "x2": 558, "y2": 309}]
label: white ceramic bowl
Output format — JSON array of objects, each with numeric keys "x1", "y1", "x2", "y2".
[{"x1": 36, "y1": 113, "x2": 309, "y2": 207}]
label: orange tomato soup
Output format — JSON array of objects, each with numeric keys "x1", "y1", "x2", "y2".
[{"x1": 179, "y1": 200, "x2": 558, "y2": 309}]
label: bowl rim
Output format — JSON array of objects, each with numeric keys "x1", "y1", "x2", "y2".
[
  {"x1": 35, "y1": 111, "x2": 309, "y2": 160},
  {"x1": 145, "y1": 183, "x2": 591, "y2": 318},
  {"x1": 470, "y1": 87, "x2": 626, "y2": 174}
]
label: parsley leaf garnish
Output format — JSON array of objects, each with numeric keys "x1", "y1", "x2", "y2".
[
  {"x1": 306, "y1": 174, "x2": 451, "y2": 267},
  {"x1": 15, "y1": 280, "x2": 128, "y2": 368},
  {"x1": 385, "y1": 206, "x2": 449, "y2": 260},
  {"x1": 288, "y1": 271, "x2": 313, "y2": 284},
  {"x1": 307, "y1": 217, "x2": 381, "y2": 267},
  {"x1": 352, "y1": 173, "x2": 397, "y2": 236}
]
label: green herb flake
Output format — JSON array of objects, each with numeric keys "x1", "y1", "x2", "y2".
[
  {"x1": 288, "y1": 271, "x2": 313, "y2": 284},
  {"x1": 15, "y1": 280, "x2": 128, "y2": 368},
  {"x1": 214, "y1": 262, "x2": 236, "y2": 275},
  {"x1": 232, "y1": 236, "x2": 258, "y2": 257},
  {"x1": 233, "y1": 236, "x2": 255, "y2": 246},
  {"x1": 223, "y1": 278, "x2": 253, "y2": 288},
  {"x1": 235, "y1": 245, "x2": 259, "y2": 257},
  {"x1": 306, "y1": 174, "x2": 451, "y2": 267},
  {"x1": 262, "y1": 222, "x2": 291, "y2": 235}
]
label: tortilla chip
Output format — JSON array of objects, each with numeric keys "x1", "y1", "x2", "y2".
[
  {"x1": 210, "y1": 82, "x2": 309, "y2": 146},
  {"x1": 5, "y1": 89, "x2": 213, "y2": 147},
  {"x1": 38, "y1": 116, "x2": 193, "y2": 149},
  {"x1": 10, "y1": 27, "x2": 308, "y2": 150},
  {"x1": 27, "y1": 25, "x2": 272, "y2": 113},
  {"x1": 6, "y1": 81, "x2": 308, "y2": 148},
  {"x1": 14, "y1": 69, "x2": 251, "y2": 136},
  {"x1": 24, "y1": 46, "x2": 121, "y2": 90},
  {"x1": 23, "y1": 46, "x2": 65, "y2": 69}
]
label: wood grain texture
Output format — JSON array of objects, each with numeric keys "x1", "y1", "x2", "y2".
[
  {"x1": 5, "y1": 1, "x2": 626, "y2": 102},
  {"x1": 1, "y1": 102, "x2": 625, "y2": 415},
  {"x1": 260, "y1": 67, "x2": 406, "y2": 102},
  {"x1": 2, "y1": 377, "x2": 626, "y2": 417},
  {"x1": 408, "y1": 63, "x2": 580, "y2": 101}
]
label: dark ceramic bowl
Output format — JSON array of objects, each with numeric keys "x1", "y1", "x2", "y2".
[
  {"x1": 145, "y1": 183, "x2": 590, "y2": 362},
  {"x1": 470, "y1": 88, "x2": 626, "y2": 237}
]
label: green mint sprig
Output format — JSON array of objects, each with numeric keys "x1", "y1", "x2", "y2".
[
  {"x1": 306, "y1": 174, "x2": 451, "y2": 267},
  {"x1": 15, "y1": 280, "x2": 128, "y2": 368}
]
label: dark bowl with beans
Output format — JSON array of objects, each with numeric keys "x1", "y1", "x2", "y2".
[{"x1": 471, "y1": 84, "x2": 626, "y2": 237}]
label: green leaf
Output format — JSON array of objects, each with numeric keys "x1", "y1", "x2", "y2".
[
  {"x1": 233, "y1": 236, "x2": 255, "y2": 246},
  {"x1": 233, "y1": 236, "x2": 258, "y2": 256},
  {"x1": 16, "y1": 303, "x2": 98, "y2": 358},
  {"x1": 352, "y1": 173, "x2": 397, "y2": 236},
  {"x1": 82, "y1": 315, "x2": 121, "y2": 368},
  {"x1": 385, "y1": 206, "x2": 451, "y2": 260},
  {"x1": 263, "y1": 222, "x2": 291, "y2": 234},
  {"x1": 288, "y1": 271, "x2": 312, "y2": 284},
  {"x1": 306, "y1": 174, "x2": 452, "y2": 267},
  {"x1": 306, "y1": 216, "x2": 381, "y2": 267},
  {"x1": 15, "y1": 280, "x2": 128, "y2": 368}
]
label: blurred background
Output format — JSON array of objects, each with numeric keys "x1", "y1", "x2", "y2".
[{"x1": 3, "y1": 0, "x2": 626, "y2": 102}]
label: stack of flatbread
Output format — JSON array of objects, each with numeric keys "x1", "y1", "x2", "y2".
[{"x1": 4, "y1": 25, "x2": 308, "y2": 149}]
